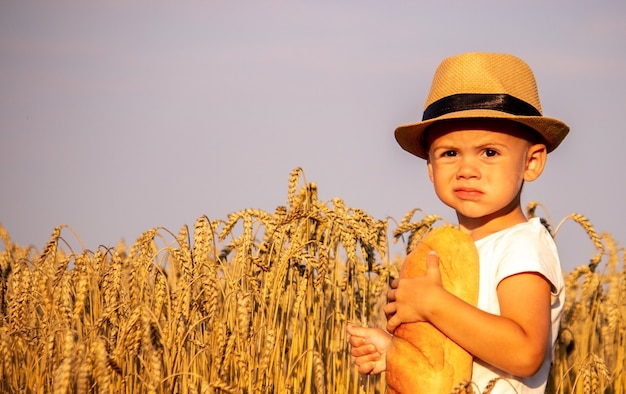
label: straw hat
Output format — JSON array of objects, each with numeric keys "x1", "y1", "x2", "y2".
[{"x1": 394, "y1": 52, "x2": 570, "y2": 159}]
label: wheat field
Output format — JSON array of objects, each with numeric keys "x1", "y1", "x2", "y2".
[{"x1": 0, "y1": 168, "x2": 623, "y2": 393}]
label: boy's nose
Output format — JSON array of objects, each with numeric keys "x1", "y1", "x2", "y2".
[{"x1": 456, "y1": 157, "x2": 480, "y2": 179}]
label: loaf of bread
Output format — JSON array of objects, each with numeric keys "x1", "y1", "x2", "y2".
[{"x1": 386, "y1": 226, "x2": 480, "y2": 394}]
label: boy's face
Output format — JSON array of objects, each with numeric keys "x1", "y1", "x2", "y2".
[{"x1": 425, "y1": 119, "x2": 546, "y2": 229}]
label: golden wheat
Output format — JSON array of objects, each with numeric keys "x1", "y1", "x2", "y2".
[{"x1": 0, "y1": 169, "x2": 624, "y2": 393}]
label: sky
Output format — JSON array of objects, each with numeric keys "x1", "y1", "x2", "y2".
[{"x1": 1, "y1": 1, "x2": 625, "y2": 272}]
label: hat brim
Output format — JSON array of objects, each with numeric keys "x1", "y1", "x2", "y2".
[{"x1": 394, "y1": 109, "x2": 570, "y2": 159}]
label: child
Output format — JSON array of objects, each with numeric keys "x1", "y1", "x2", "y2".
[{"x1": 347, "y1": 52, "x2": 569, "y2": 393}]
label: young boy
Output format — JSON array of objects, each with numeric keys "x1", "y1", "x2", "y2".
[{"x1": 347, "y1": 52, "x2": 569, "y2": 393}]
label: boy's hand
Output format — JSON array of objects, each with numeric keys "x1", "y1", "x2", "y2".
[
  {"x1": 384, "y1": 251, "x2": 444, "y2": 333},
  {"x1": 346, "y1": 324, "x2": 391, "y2": 375}
]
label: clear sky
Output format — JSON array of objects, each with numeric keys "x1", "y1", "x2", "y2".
[{"x1": 2, "y1": 1, "x2": 625, "y2": 272}]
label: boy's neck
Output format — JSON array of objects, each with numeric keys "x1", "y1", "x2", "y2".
[{"x1": 457, "y1": 206, "x2": 528, "y2": 241}]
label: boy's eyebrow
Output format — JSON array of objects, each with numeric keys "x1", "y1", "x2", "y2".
[
  {"x1": 430, "y1": 144, "x2": 457, "y2": 151},
  {"x1": 430, "y1": 140, "x2": 511, "y2": 155},
  {"x1": 474, "y1": 140, "x2": 508, "y2": 149}
]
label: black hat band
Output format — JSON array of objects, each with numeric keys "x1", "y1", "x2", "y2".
[{"x1": 422, "y1": 93, "x2": 542, "y2": 121}]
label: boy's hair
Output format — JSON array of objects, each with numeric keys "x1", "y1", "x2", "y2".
[{"x1": 395, "y1": 52, "x2": 569, "y2": 159}]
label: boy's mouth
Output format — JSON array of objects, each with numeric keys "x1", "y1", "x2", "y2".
[{"x1": 454, "y1": 187, "x2": 483, "y2": 200}]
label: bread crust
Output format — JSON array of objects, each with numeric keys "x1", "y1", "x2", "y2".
[{"x1": 386, "y1": 226, "x2": 480, "y2": 394}]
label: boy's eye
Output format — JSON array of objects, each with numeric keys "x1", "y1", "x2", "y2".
[
  {"x1": 443, "y1": 150, "x2": 457, "y2": 157},
  {"x1": 484, "y1": 149, "x2": 498, "y2": 157}
]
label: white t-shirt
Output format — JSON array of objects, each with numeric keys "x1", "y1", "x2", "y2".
[{"x1": 471, "y1": 218, "x2": 565, "y2": 393}]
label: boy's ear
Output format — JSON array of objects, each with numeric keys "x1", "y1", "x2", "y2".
[
  {"x1": 427, "y1": 158, "x2": 435, "y2": 183},
  {"x1": 524, "y1": 143, "x2": 547, "y2": 182}
]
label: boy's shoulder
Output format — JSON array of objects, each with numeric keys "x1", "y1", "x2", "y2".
[
  {"x1": 476, "y1": 217, "x2": 563, "y2": 293},
  {"x1": 476, "y1": 218, "x2": 550, "y2": 246}
]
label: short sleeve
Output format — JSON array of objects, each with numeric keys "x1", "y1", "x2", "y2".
[{"x1": 493, "y1": 219, "x2": 563, "y2": 295}]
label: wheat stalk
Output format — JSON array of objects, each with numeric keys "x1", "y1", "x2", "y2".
[{"x1": 555, "y1": 213, "x2": 605, "y2": 269}]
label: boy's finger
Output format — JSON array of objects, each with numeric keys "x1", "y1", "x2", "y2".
[
  {"x1": 351, "y1": 344, "x2": 379, "y2": 358},
  {"x1": 425, "y1": 250, "x2": 444, "y2": 286},
  {"x1": 386, "y1": 315, "x2": 400, "y2": 334},
  {"x1": 359, "y1": 365, "x2": 372, "y2": 375},
  {"x1": 387, "y1": 288, "x2": 396, "y2": 302},
  {"x1": 426, "y1": 250, "x2": 439, "y2": 267},
  {"x1": 346, "y1": 324, "x2": 369, "y2": 338},
  {"x1": 426, "y1": 251, "x2": 442, "y2": 275},
  {"x1": 357, "y1": 361, "x2": 376, "y2": 375},
  {"x1": 347, "y1": 334, "x2": 364, "y2": 347},
  {"x1": 383, "y1": 301, "x2": 396, "y2": 317}
]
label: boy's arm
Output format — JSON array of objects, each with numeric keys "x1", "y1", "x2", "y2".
[{"x1": 385, "y1": 253, "x2": 552, "y2": 377}]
